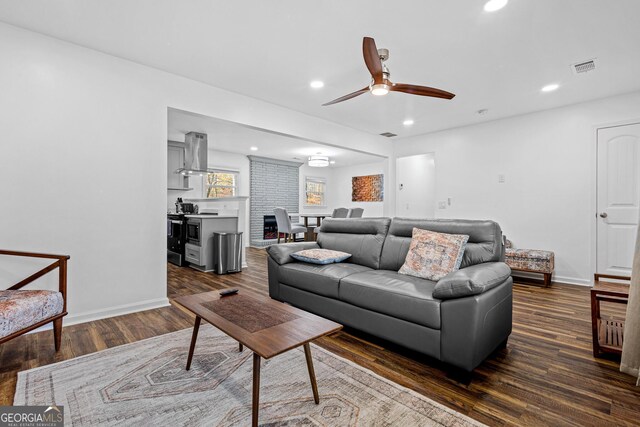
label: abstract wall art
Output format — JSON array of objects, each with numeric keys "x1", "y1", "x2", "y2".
[{"x1": 352, "y1": 174, "x2": 384, "y2": 202}]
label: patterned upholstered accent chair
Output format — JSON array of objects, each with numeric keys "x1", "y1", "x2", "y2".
[{"x1": 0, "y1": 250, "x2": 69, "y2": 351}]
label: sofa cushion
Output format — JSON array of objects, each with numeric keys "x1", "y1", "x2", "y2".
[
  {"x1": 0, "y1": 290, "x2": 63, "y2": 338},
  {"x1": 317, "y1": 218, "x2": 391, "y2": 270},
  {"x1": 278, "y1": 262, "x2": 373, "y2": 299},
  {"x1": 380, "y1": 218, "x2": 503, "y2": 271},
  {"x1": 267, "y1": 242, "x2": 320, "y2": 265},
  {"x1": 291, "y1": 248, "x2": 351, "y2": 265},
  {"x1": 433, "y1": 262, "x2": 512, "y2": 299},
  {"x1": 398, "y1": 228, "x2": 469, "y2": 281},
  {"x1": 339, "y1": 270, "x2": 441, "y2": 329}
]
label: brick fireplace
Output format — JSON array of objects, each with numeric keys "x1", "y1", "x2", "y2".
[{"x1": 248, "y1": 156, "x2": 302, "y2": 247}]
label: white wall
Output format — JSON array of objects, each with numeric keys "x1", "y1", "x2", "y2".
[
  {"x1": 0, "y1": 22, "x2": 390, "y2": 325},
  {"x1": 327, "y1": 161, "x2": 389, "y2": 218},
  {"x1": 394, "y1": 90, "x2": 640, "y2": 285}
]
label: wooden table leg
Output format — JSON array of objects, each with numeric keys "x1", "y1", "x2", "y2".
[
  {"x1": 239, "y1": 342, "x2": 243, "y2": 352},
  {"x1": 186, "y1": 316, "x2": 201, "y2": 370},
  {"x1": 305, "y1": 226, "x2": 314, "y2": 242},
  {"x1": 591, "y1": 291, "x2": 601, "y2": 357},
  {"x1": 303, "y1": 343, "x2": 319, "y2": 404},
  {"x1": 252, "y1": 353, "x2": 261, "y2": 427}
]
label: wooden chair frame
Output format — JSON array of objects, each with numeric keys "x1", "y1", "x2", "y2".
[
  {"x1": 591, "y1": 273, "x2": 630, "y2": 357},
  {"x1": 0, "y1": 250, "x2": 70, "y2": 350}
]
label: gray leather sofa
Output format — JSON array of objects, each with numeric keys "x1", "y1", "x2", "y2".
[{"x1": 267, "y1": 217, "x2": 513, "y2": 372}]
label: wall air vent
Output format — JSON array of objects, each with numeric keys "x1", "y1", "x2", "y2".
[
  {"x1": 572, "y1": 59, "x2": 597, "y2": 74},
  {"x1": 380, "y1": 132, "x2": 398, "y2": 138}
]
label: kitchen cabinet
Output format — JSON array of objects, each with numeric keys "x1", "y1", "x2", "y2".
[
  {"x1": 168, "y1": 143, "x2": 192, "y2": 191},
  {"x1": 184, "y1": 216, "x2": 238, "y2": 272}
]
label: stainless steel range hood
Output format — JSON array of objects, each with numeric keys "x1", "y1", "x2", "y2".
[{"x1": 176, "y1": 132, "x2": 209, "y2": 175}]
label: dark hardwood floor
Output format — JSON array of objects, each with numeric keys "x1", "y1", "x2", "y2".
[{"x1": 1, "y1": 247, "x2": 638, "y2": 426}]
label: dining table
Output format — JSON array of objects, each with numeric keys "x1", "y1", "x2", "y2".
[{"x1": 298, "y1": 213, "x2": 333, "y2": 241}]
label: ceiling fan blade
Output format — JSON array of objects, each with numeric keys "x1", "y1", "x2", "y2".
[
  {"x1": 322, "y1": 87, "x2": 369, "y2": 106},
  {"x1": 363, "y1": 37, "x2": 383, "y2": 84},
  {"x1": 391, "y1": 83, "x2": 455, "y2": 100}
]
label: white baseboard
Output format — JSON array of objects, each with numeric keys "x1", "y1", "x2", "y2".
[
  {"x1": 512, "y1": 271, "x2": 592, "y2": 287},
  {"x1": 552, "y1": 276, "x2": 592, "y2": 286},
  {"x1": 27, "y1": 297, "x2": 171, "y2": 334}
]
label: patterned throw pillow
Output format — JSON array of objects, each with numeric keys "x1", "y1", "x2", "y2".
[
  {"x1": 291, "y1": 248, "x2": 352, "y2": 265},
  {"x1": 398, "y1": 228, "x2": 469, "y2": 281}
]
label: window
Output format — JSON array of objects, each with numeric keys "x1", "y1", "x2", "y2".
[
  {"x1": 204, "y1": 170, "x2": 238, "y2": 198},
  {"x1": 305, "y1": 176, "x2": 326, "y2": 207}
]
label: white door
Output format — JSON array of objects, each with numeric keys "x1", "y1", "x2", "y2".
[
  {"x1": 596, "y1": 123, "x2": 640, "y2": 276},
  {"x1": 396, "y1": 153, "x2": 436, "y2": 218}
]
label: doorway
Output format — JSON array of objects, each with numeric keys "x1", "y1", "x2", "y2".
[
  {"x1": 596, "y1": 123, "x2": 640, "y2": 276},
  {"x1": 396, "y1": 153, "x2": 436, "y2": 218}
]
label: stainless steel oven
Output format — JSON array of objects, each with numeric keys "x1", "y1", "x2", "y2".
[
  {"x1": 186, "y1": 218, "x2": 202, "y2": 246},
  {"x1": 167, "y1": 213, "x2": 187, "y2": 266}
]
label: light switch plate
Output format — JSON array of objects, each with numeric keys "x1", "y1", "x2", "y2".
[{"x1": 498, "y1": 174, "x2": 506, "y2": 183}]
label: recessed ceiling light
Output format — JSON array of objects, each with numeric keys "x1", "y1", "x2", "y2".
[
  {"x1": 250, "y1": 146, "x2": 258, "y2": 151},
  {"x1": 403, "y1": 119, "x2": 414, "y2": 126},
  {"x1": 484, "y1": 0, "x2": 508, "y2": 12},
  {"x1": 329, "y1": 160, "x2": 336, "y2": 164},
  {"x1": 310, "y1": 80, "x2": 324, "y2": 89},
  {"x1": 541, "y1": 83, "x2": 560, "y2": 92}
]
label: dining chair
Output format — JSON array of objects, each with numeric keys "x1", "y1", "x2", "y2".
[
  {"x1": 313, "y1": 208, "x2": 349, "y2": 235},
  {"x1": 0, "y1": 250, "x2": 70, "y2": 351},
  {"x1": 332, "y1": 208, "x2": 349, "y2": 218},
  {"x1": 347, "y1": 208, "x2": 364, "y2": 218},
  {"x1": 273, "y1": 207, "x2": 306, "y2": 243}
]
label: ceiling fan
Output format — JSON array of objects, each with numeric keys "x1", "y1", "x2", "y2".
[{"x1": 323, "y1": 37, "x2": 455, "y2": 106}]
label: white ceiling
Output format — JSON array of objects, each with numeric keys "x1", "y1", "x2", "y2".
[
  {"x1": 1, "y1": 0, "x2": 640, "y2": 138},
  {"x1": 168, "y1": 108, "x2": 385, "y2": 167}
]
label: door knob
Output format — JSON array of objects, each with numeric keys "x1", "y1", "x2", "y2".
[{"x1": 599, "y1": 212, "x2": 608, "y2": 218}]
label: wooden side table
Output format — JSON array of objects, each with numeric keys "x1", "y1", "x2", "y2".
[{"x1": 591, "y1": 274, "x2": 630, "y2": 357}]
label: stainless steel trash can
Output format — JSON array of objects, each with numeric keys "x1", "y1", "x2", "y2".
[{"x1": 212, "y1": 232, "x2": 243, "y2": 274}]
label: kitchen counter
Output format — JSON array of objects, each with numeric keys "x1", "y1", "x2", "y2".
[
  {"x1": 184, "y1": 196, "x2": 249, "y2": 202},
  {"x1": 185, "y1": 214, "x2": 238, "y2": 218}
]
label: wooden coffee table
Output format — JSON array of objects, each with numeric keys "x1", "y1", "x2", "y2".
[{"x1": 173, "y1": 290, "x2": 342, "y2": 427}]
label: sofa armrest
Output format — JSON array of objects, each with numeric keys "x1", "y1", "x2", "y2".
[
  {"x1": 433, "y1": 262, "x2": 511, "y2": 300},
  {"x1": 266, "y1": 242, "x2": 320, "y2": 265}
]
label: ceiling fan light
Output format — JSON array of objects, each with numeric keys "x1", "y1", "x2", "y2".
[
  {"x1": 308, "y1": 155, "x2": 329, "y2": 167},
  {"x1": 371, "y1": 83, "x2": 390, "y2": 96}
]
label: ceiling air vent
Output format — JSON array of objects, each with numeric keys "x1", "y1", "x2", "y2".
[
  {"x1": 572, "y1": 59, "x2": 597, "y2": 74},
  {"x1": 380, "y1": 132, "x2": 398, "y2": 138}
]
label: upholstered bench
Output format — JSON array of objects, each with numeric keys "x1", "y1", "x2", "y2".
[{"x1": 505, "y1": 248, "x2": 555, "y2": 286}]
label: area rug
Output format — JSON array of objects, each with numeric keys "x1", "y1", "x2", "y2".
[{"x1": 15, "y1": 325, "x2": 484, "y2": 426}]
